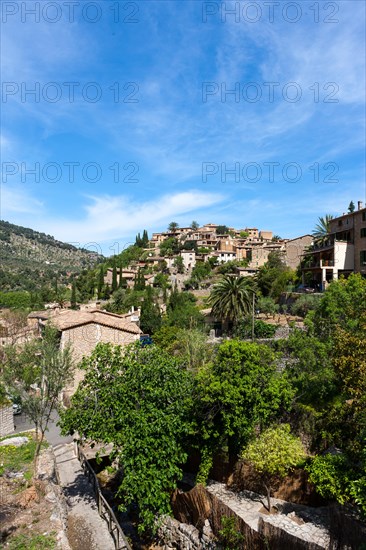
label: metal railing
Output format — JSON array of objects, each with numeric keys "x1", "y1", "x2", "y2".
[{"x1": 76, "y1": 443, "x2": 132, "y2": 550}]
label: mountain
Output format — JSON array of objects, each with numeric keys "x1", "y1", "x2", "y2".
[{"x1": 0, "y1": 220, "x2": 104, "y2": 292}]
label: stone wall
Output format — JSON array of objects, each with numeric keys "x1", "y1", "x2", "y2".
[
  {"x1": 157, "y1": 516, "x2": 215, "y2": 550},
  {"x1": 0, "y1": 405, "x2": 14, "y2": 437}
]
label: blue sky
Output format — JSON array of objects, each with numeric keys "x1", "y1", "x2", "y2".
[{"x1": 1, "y1": 0, "x2": 365, "y2": 256}]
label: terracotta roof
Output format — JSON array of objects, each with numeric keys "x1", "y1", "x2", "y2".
[{"x1": 28, "y1": 309, "x2": 141, "y2": 334}]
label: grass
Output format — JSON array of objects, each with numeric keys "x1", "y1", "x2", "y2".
[
  {"x1": 0, "y1": 432, "x2": 48, "y2": 479},
  {"x1": 0, "y1": 532, "x2": 57, "y2": 549}
]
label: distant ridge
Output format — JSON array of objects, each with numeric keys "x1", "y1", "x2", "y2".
[{"x1": 0, "y1": 220, "x2": 104, "y2": 292}]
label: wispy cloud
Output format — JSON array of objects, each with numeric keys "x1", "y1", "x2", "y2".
[{"x1": 25, "y1": 190, "x2": 224, "y2": 246}]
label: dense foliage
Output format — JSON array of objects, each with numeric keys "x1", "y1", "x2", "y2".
[{"x1": 60, "y1": 343, "x2": 195, "y2": 532}]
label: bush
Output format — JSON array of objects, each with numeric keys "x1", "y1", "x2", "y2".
[
  {"x1": 291, "y1": 294, "x2": 321, "y2": 317},
  {"x1": 235, "y1": 318, "x2": 277, "y2": 339},
  {"x1": 257, "y1": 296, "x2": 279, "y2": 316}
]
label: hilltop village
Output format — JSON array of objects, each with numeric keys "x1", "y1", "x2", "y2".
[{"x1": 1, "y1": 205, "x2": 366, "y2": 549}]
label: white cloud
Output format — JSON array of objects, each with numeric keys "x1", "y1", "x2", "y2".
[
  {"x1": 29, "y1": 190, "x2": 224, "y2": 245},
  {"x1": 0, "y1": 185, "x2": 43, "y2": 216}
]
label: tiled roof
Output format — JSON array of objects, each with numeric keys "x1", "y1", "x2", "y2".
[{"x1": 28, "y1": 309, "x2": 141, "y2": 334}]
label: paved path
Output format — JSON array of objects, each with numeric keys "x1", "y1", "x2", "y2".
[
  {"x1": 54, "y1": 443, "x2": 116, "y2": 550},
  {"x1": 14, "y1": 410, "x2": 73, "y2": 447}
]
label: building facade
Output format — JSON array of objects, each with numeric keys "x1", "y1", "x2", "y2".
[{"x1": 302, "y1": 202, "x2": 366, "y2": 289}]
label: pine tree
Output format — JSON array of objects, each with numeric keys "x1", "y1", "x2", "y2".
[
  {"x1": 112, "y1": 262, "x2": 118, "y2": 293},
  {"x1": 71, "y1": 280, "x2": 77, "y2": 309},
  {"x1": 97, "y1": 265, "x2": 104, "y2": 299},
  {"x1": 348, "y1": 201, "x2": 355, "y2": 213}
]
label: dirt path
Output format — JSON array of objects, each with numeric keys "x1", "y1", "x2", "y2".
[{"x1": 54, "y1": 443, "x2": 116, "y2": 550}]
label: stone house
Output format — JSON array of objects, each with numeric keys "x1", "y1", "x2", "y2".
[
  {"x1": 284, "y1": 235, "x2": 313, "y2": 270},
  {"x1": 28, "y1": 309, "x2": 141, "y2": 395}
]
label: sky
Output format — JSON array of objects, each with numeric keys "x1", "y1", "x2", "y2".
[{"x1": 1, "y1": 0, "x2": 365, "y2": 256}]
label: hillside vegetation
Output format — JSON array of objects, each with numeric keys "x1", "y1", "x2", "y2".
[{"x1": 0, "y1": 220, "x2": 103, "y2": 293}]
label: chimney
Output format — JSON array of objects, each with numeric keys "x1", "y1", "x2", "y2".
[{"x1": 358, "y1": 201, "x2": 363, "y2": 211}]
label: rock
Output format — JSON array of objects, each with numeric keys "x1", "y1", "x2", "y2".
[
  {"x1": 45, "y1": 491, "x2": 57, "y2": 503},
  {"x1": 0, "y1": 436, "x2": 29, "y2": 447},
  {"x1": 5, "y1": 471, "x2": 25, "y2": 479}
]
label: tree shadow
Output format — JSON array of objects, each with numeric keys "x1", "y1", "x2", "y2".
[{"x1": 63, "y1": 472, "x2": 98, "y2": 507}]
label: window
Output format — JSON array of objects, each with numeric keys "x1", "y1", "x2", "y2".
[
  {"x1": 361, "y1": 251, "x2": 366, "y2": 265},
  {"x1": 363, "y1": 211, "x2": 366, "y2": 222},
  {"x1": 361, "y1": 228, "x2": 366, "y2": 238}
]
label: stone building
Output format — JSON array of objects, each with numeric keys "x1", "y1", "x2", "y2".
[
  {"x1": 302, "y1": 202, "x2": 366, "y2": 289},
  {"x1": 28, "y1": 309, "x2": 141, "y2": 394}
]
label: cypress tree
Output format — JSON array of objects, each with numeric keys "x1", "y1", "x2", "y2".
[
  {"x1": 119, "y1": 263, "x2": 126, "y2": 289},
  {"x1": 97, "y1": 265, "x2": 104, "y2": 299},
  {"x1": 71, "y1": 280, "x2": 77, "y2": 309},
  {"x1": 134, "y1": 268, "x2": 146, "y2": 291},
  {"x1": 142, "y1": 229, "x2": 149, "y2": 247},
  {"x1": 112, "y1": 262, "x2": 118, "y2": 293}
]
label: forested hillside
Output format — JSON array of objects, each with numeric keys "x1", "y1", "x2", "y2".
[{"x1": 0, "y1": 220, "x2": 103, "y2": 293}]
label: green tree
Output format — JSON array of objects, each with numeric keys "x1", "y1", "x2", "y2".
[
  {"x1": 185, "y1": 261, "x2": 212, "y2": 289},
  {"x1": 3, "y1": 325, "x2": 74, "y2": 471},
  {"x1": 234, "y1": 318, "x2": 277, "y2": 339},
  {"x1": 160, "y1": 237, "x2": 179, "y2": 257},
  {"x1": 311, "y1": 273, "x2": 366, "y2": 338},
  {"x1": 142, "y1": 229, "x2": 149, "y2": 247},
  {"x1": 190, "y1": 221, "x2": 199, "y2": 231},
  {"x1": 118, "y1": 263, "x2": 127, "y2": 289},
  {"x1": 135, "y1": 232, "x2": 143, "y2": 247},
  {"x1": 140, "y1": 286, "x2": 162, "y2": 334},
  {"x1": 256, "y1": 251, "x2": 295, "y2": 299},
  {"x1": 154, "y1": 272, "x2": 170, "y2": 302},
  {"x1": 166, "y1": 287, "x2": 203, "y2": 329},
  {"x1": 216, "y1": 225, "x2": 230, "y2": 235},
  {"x1": 60, "y1": 342, "x2": 195, "y2": 533},
  {"x1": 257, "y1": 296, "x2": 279, "y2": 317},
  {"x1": 243, "y1": 424, "x2": 306, "y2": 511},
  {"x1": 348, "y1": 201, "x2": 355, "y2": 213},
  {"x1": 173, "y1": 255, "x2": 185, "y2": 274},
  {"x1": 97, "y1": 265, "x2": 104, "y2": 299},
  {"x1": 290, "y1": 294, "x2": 321, "y2": 317},
  {"x1": 197, "y1": 341, "x2": 293, "y2": 463},
  {"x1": 112, "y1": 262, "x2": 118, "y2": 293},
  {"x1": 70, "y1": 280, "x2": 77, "y2": 309},
  {"x1": 208, "y1": 276, "x2": 255, "y2": 332},
  {"x1": 134, "y1": 268, "x2": 146, "y2": 291}
]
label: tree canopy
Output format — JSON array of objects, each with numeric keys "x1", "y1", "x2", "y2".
[{"x1": 60, "y1": 343, "x2": 195, "y2": 532}]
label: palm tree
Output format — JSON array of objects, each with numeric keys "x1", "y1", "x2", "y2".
[
  {"x1": 168, "y1": 222, "x2": 179, "y2": 234},
  {"x1": 208, "y1": 275, "x2": 256, "y2": 332},
  {"x1": 312, "y1": 214, "x2": 333, "y2": 244}
]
